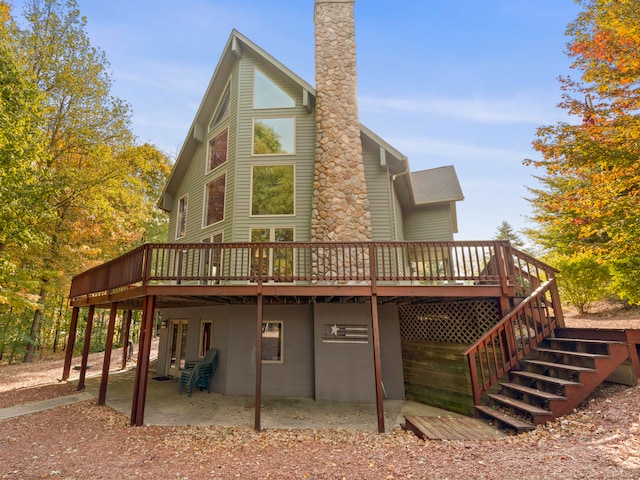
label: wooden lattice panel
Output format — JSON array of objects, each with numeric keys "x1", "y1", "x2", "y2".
[{"x1": 399, "y1": 299, "x2": 501, "y2": 344}]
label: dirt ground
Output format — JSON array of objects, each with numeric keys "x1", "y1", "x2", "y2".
[{"x1": 0, "y1": 304, "x2": 639, "y2": 479}]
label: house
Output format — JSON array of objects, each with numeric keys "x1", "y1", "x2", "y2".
[
  {"x1": 63, "y1": 0, "x2": 639, "y2": 434},
  {"x1": 152, "y1": 23, "x2": 464, "y2": 402}
]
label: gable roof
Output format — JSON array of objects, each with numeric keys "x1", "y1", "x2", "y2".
[
  {"x1": 409, "y1": 166, "x2": 464, "y2": 205},
  {"x1": 158, "y1": 30, "x2": 409, "y2": 211}
]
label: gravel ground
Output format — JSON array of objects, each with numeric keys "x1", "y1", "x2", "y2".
[{"x1": 0, "y1": 309, "x2": 639, "y2": 479}]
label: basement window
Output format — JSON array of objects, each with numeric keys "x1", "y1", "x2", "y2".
[{"x1": 262, "y1": 321, "x2": 283, "y2": 363}]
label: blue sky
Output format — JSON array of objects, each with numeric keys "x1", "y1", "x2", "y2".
[{"x1": 12, "y1": 0, "x2": 583, "y2": 242}]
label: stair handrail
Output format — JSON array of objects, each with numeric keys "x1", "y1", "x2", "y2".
[{"x1": 463, "y1": 278, "x2": 561, "y2": 405}]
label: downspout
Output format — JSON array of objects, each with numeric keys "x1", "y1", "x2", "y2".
[{"x1": 389, "y1": 158, "x2": 410, "y2": 241}]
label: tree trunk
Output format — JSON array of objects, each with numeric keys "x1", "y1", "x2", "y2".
[{"x1": 24, "y1": 282, "x2": 47, "y2": 363}]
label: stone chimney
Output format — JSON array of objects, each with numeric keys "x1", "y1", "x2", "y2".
[{"x1": 311, "y1": 0, "x2": 372, "y2": 243}]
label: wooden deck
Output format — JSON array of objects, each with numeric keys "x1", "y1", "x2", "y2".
[{"x1": 404, "y1": 415, "x2": 506, "y2": 441}]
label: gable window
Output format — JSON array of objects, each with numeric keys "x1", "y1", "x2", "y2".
[
  {"x1": 176, "y1": 195, "x2": 188, "y2": 239},
  {"x1": 251, "y1": 227, "x2": 294, "y2": 280},
  {"x1": 205, "y1": 174, "x2": 226, "y2": 226},
  {"x1": 208, "y1": 128, "x2": 228, "y2": 172},
  {"x1": 251, "y1": 165, "x2": 294, "y2": 216},
  {"x1": 209, "y1": 82, "x2": 231, "y2": 131},
  {"x1": 253, "y1": 118, "x2": 295, "y2": 155},
  {"x1": 253, "y1": 69, "x2": 294, "y2": 109},
  {"x1": 262, "y1": 321, "x2": 283, "y2": 363}
]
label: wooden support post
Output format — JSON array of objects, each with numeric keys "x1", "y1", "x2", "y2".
[
  {"x1": 77, "y1": 305, "x2": 95, "y2": 391},
  {"x1": 131, "y1": 296, "x2": 155, "y2": 426},
  {"x1": 369, "y1": 244, "x2": 385, "y2": 433},
  {"x1": 62, "y1": 307, "x2": 80, "y2": 381},
  {"x1": 98, "y1": 303, "x2": 118, "y2": 405},
  {"x1": 121, "y1": 310, "x2": 133, "y2": 370},
  {"x1": 370, "y1": 295, "x2": 385, "y2": 433},
  {"x1": 254, "y1": 293, "x2": 263, "y2": 431}
]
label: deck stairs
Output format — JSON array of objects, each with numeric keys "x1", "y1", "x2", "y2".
[{"x1": 475, "y1": 333, "x2": 630, "y2": 433}]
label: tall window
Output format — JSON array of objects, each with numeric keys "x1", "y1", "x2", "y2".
[
  {"x1": 253, "y1": 69, "x2": 294, "y2": 109},
  {"x1": 262, "y1": 321, "x2": 283, "y2": 363},
  {"x1": 253, "y1": 118, "x2": 295, "y2": 155},
  {"x1": 251, "y1": 165, "x2": 294, "y2": 216},
  {"x1": 208, "y1": 128, "x2": 228, "y2": 172},
  {"x1": 251, "y1": 228, "x2": 294, "y2": 280},
  {"x1": 176, "y1": 195, "x2": 188, "y2": 238},
  {"x1": 205, "y1": 174, "x2": 226, "y2": 226}
]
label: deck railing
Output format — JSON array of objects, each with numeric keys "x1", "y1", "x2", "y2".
[
  {"x1": 68, "y1": 240, "x2": 541, "y2": 301},
  {"x1": 463, "y1": 278, "x2": 563, "y2": 405}
]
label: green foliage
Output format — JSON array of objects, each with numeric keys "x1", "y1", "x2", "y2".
[
  {"x1": 253, "y1": 121, "x2": 283, "y2": 154},
  {"x1": 548, "y1": 252, "x2": 611, "y2": 314},
  {"x1": 493, "y1": 220, "x2": 524, "y2": 249},
  {"x1": 251, "y1": 165, "x2": 294, "y2": 215},
  {"x1": 525, "y1": 0, "x2": 640, "y2": 305},
  {"x1": 1, "y1": 0, "x2": 171, "y2": 361}
]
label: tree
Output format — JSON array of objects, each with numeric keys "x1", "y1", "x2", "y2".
[
  {"x1": 0, "y1": 1, "x2": 54, "y2": 359},
  {"x1": 493, "y1": 221, "x2": 524, "y2": 249},
  {"x1": 548, "y1": 252, "x2": 611, "y2": 314},
  {"x1": 524, "y1": 0, "x2": 640, "y2": 304},
  {"x1": 5, "y1": 0, "x2": 171, "y2": 361}
]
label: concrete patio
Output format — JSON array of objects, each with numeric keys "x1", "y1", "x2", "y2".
[{"x1": 76, "y1": 365, "x2": 503, "y2": 436}]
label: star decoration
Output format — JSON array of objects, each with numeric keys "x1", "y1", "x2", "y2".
[{"x1": 330, "y1": 324, "x2": 339, "y2": 336}]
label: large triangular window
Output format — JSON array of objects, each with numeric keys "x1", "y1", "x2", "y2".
[
  {"x1": 209, "y1": 82, "x2": 230, "y2": 131},
  {"x1": 253, "y1": 69, "x2": 295, "y2": 109}
]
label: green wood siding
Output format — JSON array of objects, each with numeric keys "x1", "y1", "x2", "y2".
[
  {"x1": 231, "y1": 52, "x2": 315, "y2": 242},
  {"x1": 362, "y1": 146, "x2": 394, "y2": 240},
  {"x1": 403, "y1": 204, "x2": 455, "y2": 241},
  {"x1": 167, "y1": 66, "x2": 240, "y2": 243}
]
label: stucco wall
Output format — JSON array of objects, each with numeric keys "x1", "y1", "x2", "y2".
[
  {"x1": 158, "y1": 302, "x2": 404, "y2": 402},
  {"x1": 313, "y1": 303, "x2": 404, "y2": 403}
]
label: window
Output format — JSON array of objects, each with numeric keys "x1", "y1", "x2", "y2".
[
  {"x1": 251, "y1": 228, "x2": 294, "y2": 280},
  {"x1": 253, "y1": 118, "x2": 295, "y2": 155},
  {"x1": 176, "y1": 195, "x2": 188, "y2": 238},
  {"x1": 205, "y1": 174, "x2": 226, "y2": 226},
  {"x1": 253, "y1": 69, "x2": 294, "y2": 109},
  {"x1": 208, "y1": 128, "x2": 228, "y2": 172},
  {"x1": 199, "y1": 321, "x2": 213, "y2": 358},
  {"x1": 201, "y1": 233, "x2": 223, "y2": 284},
  {"x1": 262, "y1": 321, "x2": 283, "y2": 363},
  {"x1": 251, "y1": 165, "x2": 294, "y2": 216},
  {"x1": 209, "y1": 82, "x2": 231, "y2": 130}
]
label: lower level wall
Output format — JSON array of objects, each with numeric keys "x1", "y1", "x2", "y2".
[{"x1": 158, "y1": 302, "x2": 405, "y2": 402}]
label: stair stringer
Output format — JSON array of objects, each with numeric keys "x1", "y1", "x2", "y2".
[{"x1": 535, "y1": 341, "x2": 629, "y2": 419}]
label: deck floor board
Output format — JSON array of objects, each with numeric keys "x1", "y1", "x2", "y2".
[{"x1": 405, "y1": 415, "x2": 505, "y2": 441}]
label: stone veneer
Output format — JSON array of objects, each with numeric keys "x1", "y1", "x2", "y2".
[{"x1": 311, "y1": 0, "x2": 372, "y2": 244}]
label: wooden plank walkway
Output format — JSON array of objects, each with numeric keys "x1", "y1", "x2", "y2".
[{"x1": 404, "y1": 416, "x2": 505, "y2": 441}]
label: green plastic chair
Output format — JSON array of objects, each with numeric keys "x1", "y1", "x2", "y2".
[{"x1": 178, "y1": 348, "x2": 219, "y2": 397}]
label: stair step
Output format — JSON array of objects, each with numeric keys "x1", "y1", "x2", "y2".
[
  {"x1": 549, "y1": 338, "x2": 625, "y2": 346},
  {"x1": 511, "y1": 370, "x2": 582, "y2": 386},
  {"x1": 500, "y1": 382, "x2": 567, "y2": 401},
  {"x1": 475, "y1": 405, "x2": 535, "y2": 432},
  {"x1": 524, "y1": 359, "x2": 597, "y2": 372},
  {"x1": 536, "y1": 348, "x2": 609, "y2": 359},
  {"x1": 487, "y1": 394, "x2": 553, "y2": 416}
]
